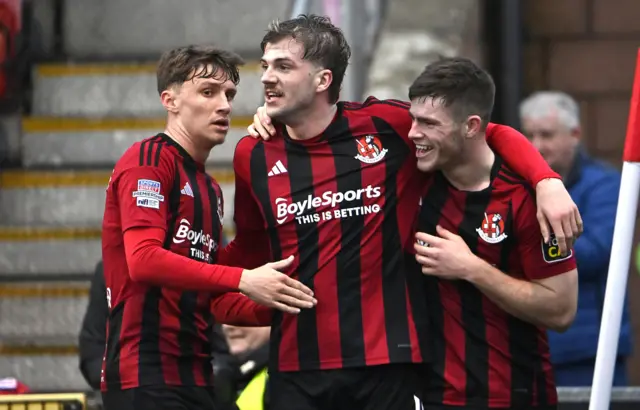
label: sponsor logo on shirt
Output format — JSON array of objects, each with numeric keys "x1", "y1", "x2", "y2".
[
  {"x1": 136, "y1": 197, "x2": 160, "y2": 209},
  {"x1": 275, "y1": 185, "x2": 382, "y2": 225},
  {"x1": 173, "y1": 218, "x2": 218, "y2": 262},
  {"x1": 542, "y1": 234, "x2": 573, "y2": 263}
]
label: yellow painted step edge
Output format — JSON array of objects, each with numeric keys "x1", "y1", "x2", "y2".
[
  {"x1": 0, "y1": 169, "x2": 235, "y2": 188},
  {"x1": 0, "y1": 393, "x2": 87, "y2": 404},
  {"x1": 36, "y1": 62, "x2": 261, "y2": 77},
  {"x1": 0, "y1": 285, "x2": 89, "y2": 298},
  {"x1": 0, "y1": 344, "x2": 79, "y2": 355},
  {"x1": 22, "y1": 116, "x2": 253, "y2": 133},
  {"x1": 0, "y1": 226, "x2": 236, "y2": 241},
  {"x1": 0, "y1": 227, "x2": 102, "y2": 241}
]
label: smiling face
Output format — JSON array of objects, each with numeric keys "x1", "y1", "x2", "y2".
[
  {"x1": 521, "y1": 113, "x2": 579, "y2": 175},
  {"x1": 408, "y1": 97, "x2": 466, "y2": 173},
  {"x1": 161, "y1": 65, "x2": 237, "y2": 148},
  {"x1": 260, "y1": 37, "x2": 331, "y2": 123}
]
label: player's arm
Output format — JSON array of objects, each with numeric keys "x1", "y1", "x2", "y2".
[
  {"x1": 210, "y1": 292, "x2": 273, "y2": 326},
  {"x1": 217, "y1": 139, "x2": 271, "y2": 268},
  {"x1": 486, "y1": 123, "x2": 583, "y2": 254},
  {"x1": 116, "y1": 165, "x2": 316, "y2": 308},
  {"x1": 485, "y1": 123, "x2": 559, "y2": 184},
  {"x1": 464, "y1": 192, "x2": 578, "y2": 332},
  {"x1": 459, "y1": 255, "x2": 577, "y2": 333},
  {"x1": 123, "y1": 225, "x2": 241, "y2": 291},
  {"x1": 414, "y1": 210, "x2": 578, "y2": 332},
  {"x1": 116, "y1": 165, "x2": 243, "y2": 291},
  {"x1": 246, "y1": 97, "x2": 413, "y2": 140}
]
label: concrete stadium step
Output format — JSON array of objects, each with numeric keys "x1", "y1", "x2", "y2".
[
  {"x1": 0, "y1": 227, "x2": 102, "y2": 276},
  {"x1": 21, "y1": 116, "x2": 252, "y2": 168},
  {"x1": 0, "y1": 284, "x2": 89, "y2": 341},
  {"x1": 60, "y1": 0, "x2": 290, "y2": 58},
  {"x1": 31, "y1": 62, "x2": 263, "y2": 118},
  {"x1": 0, "y1": 350, "x2": 89, "y2": 391},
  {"x1": 0, "y1": 170, "x2": 235, "y2": 227}
]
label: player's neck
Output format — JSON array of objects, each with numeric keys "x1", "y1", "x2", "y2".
[
  {"x1": 164, "y1": 123, "x2": 212, "y2": 164},
  {"x1": 285, "y1": 103, "x2": 338, "y2": 141},
  {"x1": 442, "y1": 138, "x2": 495, "y2": 192}
]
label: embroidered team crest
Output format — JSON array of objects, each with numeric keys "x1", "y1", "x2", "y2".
[
  {"x1": 476, "y1": 212, "x2": 508, "y2": 244},
  {"x1": 354, "y1": 135, "x2": 388, "y2": 164}
]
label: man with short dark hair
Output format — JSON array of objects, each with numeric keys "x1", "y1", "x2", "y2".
[
  {"x1": 100, "y1": 45, "x2": 316, "y2": 410},
  {"x1": 240, "y1": 15, "x2": 582, "y2": 410},
  {"x1": 411, "y1": 57, "x2": 579, "y2": 410}
]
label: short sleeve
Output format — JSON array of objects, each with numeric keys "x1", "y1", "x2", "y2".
[
  {"x1": 360, "y1": 97, "x2": 412, "y2": 144},
  {"x1": 114, "y1": 166, "x2": 173, "y2": 233},
  {"x1": 515, "y1": 193, "x2": 577, "y2": 280}
]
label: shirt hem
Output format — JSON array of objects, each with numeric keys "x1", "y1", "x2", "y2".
[{"x1": 275, "y1": 354, "x2": 423, "y2": 372}]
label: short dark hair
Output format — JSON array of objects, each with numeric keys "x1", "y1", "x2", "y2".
[
  {"x1": 261, "y1": 14, "x2": 351, "y2": 104},
  {"x1": 156, "y1": 45, "x2": 244, "y2": 95},
  {"x1": 408, "y1": 57, "x2": 495, "y2": 125}
]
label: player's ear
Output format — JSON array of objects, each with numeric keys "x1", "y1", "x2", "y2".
[
  {"x1": 464, "y1": 115, "x2": 483, "y2": 139},
  {"x1": 315, "y1": 69, "x2": 333, "y2": 94},
  {"x1": 160, "y1": 87, "x2": 179, "y2": 114}
]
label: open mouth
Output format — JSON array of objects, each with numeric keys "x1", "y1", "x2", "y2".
[
  {"x1": 415, "y1": 144, "x2": 434, "y2": 158},
  {"x1": 211, "y1": 119, "x2": 229, "y2": 130},
  {"x1": 265, "y1": 90, "x2": 283, "y2": 103}
]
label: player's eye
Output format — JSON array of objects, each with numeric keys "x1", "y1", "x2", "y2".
[
  {"x1": 202, "y1": 89, "x2": 213, "y2": 97},
  {"x1": 226, "y1": 91, "x2": 236, "y2": 102}
]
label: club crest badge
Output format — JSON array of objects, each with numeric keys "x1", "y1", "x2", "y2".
[
  {"x1": 476, "y1": 212, "x2": 508, "y2": 244},
  {"x1": 355, "y1": 135, "x2": 388, "y2": 164}
]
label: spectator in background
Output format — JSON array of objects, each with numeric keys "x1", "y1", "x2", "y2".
[
  {"x1": 519, "y1": 91, "x2": 633, "y2": 386},
  {"x1": 78, "y1": 261, "x2": 109, "y2": 390},
  {"x1": 222, "y1": 324, "x2": 270, "y2": 410}
]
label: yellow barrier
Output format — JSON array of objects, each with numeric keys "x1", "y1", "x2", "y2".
[{"x1": 0, "y1": 393, "x2": 87, "y2": 410}]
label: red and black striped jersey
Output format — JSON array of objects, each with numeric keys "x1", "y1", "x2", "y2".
[
  {"x1": 416, "y1": 156, "x2": 577, "y2": 408},
  {"x1": 101, "y1": 133, "x2": 226, "y2": 390},
  {"x1": 232, "y1": 98, "x2": 432, "y2": 372}
]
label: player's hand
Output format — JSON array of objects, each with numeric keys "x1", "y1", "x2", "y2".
[
  {"x1": 535, "y1": 178, "x2": 583, "y2": 256},
  {"x1": 247, "y1": 105, "x2": 276, "y2": 140},
  {"x1": 238, "y1": 255, "x2": 317, "y2": 314},
  {"x1": 414, "y1": 225, "x2": 481, "y2": 280}
]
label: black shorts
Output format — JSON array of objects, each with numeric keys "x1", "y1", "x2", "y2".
[
  {"x1": 269, "y1": 363, "x2": 421, "y2": 410},
  {"x1": 102, "y1": 385, "x2": 221, "y2": 410}
]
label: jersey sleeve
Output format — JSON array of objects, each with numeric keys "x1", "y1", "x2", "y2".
[
  {"x1": 217, "y1": 137, "x2": 272, "y2": 269},
  {"x1": 514, "y1": 191, "x2": 577, "y2": 280},
  {"x1": 114, "y1": 164, "x2": 173, "y2": 233},
  {"x1": 210, "y1": 292, "x2": 273, "y2": 326},
  {"x1": 485, "y1": 123, "x2": 560, "y2": 186},
  {"x1": 360, "y1": 97, "x2": 413, "y2": 144}
]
